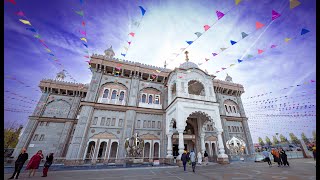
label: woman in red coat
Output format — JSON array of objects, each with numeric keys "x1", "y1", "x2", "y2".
[{"x1": 26, "y1": 150, "x2": 44, "y2": 177}]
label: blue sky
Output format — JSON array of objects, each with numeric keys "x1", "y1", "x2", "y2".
[{"x1": 4, "y1": 0, "x2": 316, "y2": 143}]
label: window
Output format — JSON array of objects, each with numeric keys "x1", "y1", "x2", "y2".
[
  {"x1": 228, "y1": 126, "x2": 231, "y2": 132},
  {"x1": 39, "y1": 134, "x2": 45, "y2": 141},
  {"x1": 233, "y1": 106, "x2": 237, "y2": 113},
  {"x1": 100, "y1": 117, "x2": 106, "y2": 126},
  {"x1": 232, "y1": 126, "x2": 235, "y2": 132},
  {"x1": 46, "y1": 122, "x2": 50, "y2": 126},
  {"x1": 103, "y1": 89, "x2": 109, "y2": 98},
  {"x1": 137, "y1": 120, "x2": 141, "y2": 128},
  {"x1": 111, "y1": 118, "x2": 116, "y2": 126},
  {"x1": 33, "y1": 134, "x2": 39, "y2": 141},
  {"x1": 40, "y1": 122, "x2": 44, "y2": 126},
  {"x1": 237, "y1": 127, "x2": 240, "y2": 132},
  {"x1": 240, "y1": 127, "x2": 243, "y2": 132},
  {"x1": 148, "y1": 95, "x2": 153, "y2": 104},
  {"x1": 141, "y1": 94, "x2": 146, "y2": 103},
  {"x1": 111, "y1": 90, "x2": 117, "y2": 99},
  {"x1": 118, "y1": 119, "x2": 123, "y2": 127},
  {"x1": 229, "y1": 106, "x2": 232, "y2": 112},
  {"x1": 152, "y1": 121, "x2": 155, "y2": 128},
  {"x1": 155, "y1": 95, "x2": 160, "y2": 104},
  {"x1": 119, "y1": 91, "x2": 125, "y2": 101},
  {"x1": 143, "y1": 120, "x2": 146, "y2": 128},
  {"x1": 225, "y1": 105, "x2": 228, "y2": 113},
  {"x1": 92, "y1": 117, "x2": 98, "y2": 125},
  {"x1": 106, "y1": 118, "x2": 111, "y2": 126},
  {"x1": 148, "y1": 121, "x2": 151, "y2": 128},
  {"x1": 157, "y1": 121, "x2": 161, "y2": 129}
]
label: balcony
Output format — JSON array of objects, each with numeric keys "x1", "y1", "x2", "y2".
[
  {"x1": 98, "y1": 98, "x2": 125, "y2": 105},
  {"x1": 138, "y1": 102, "x2": 162, "y2": 109}
]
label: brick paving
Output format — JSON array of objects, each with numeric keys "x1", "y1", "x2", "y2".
[{"x1": 4, "y1": 158, "x2": 316, "y2": 180}]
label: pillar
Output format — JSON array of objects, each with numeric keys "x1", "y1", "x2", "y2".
[
  {"x1": 177, "y1": 129, "x2": 184, "y2": 160},
  {"x1": 200, "y1": 133, "x2": 205, "y2": 155},
  {"x1": 217, "y1": 130, "x2": 229, "y2": 164},
  {"x1": 166, "y1": 133, "x2": 173, "y2": 158}
]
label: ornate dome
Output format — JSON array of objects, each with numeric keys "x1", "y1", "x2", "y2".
[
  {"x1": 104, "y1": 45, "x2": 115, "y2": 58},
  {"x1": 179, "y1": 61, "x2": 198, "y2": 69}
]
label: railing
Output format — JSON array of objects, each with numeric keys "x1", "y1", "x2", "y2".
[
  {"x1": 255, "y1": 151, "x2": 304, "y2": 160},
  {"x1": 138, "y1": 102, "x2": 162, "y2": 109},
  {"x1": 98, "y1": 98, "x2": 125, "y2": 105}
]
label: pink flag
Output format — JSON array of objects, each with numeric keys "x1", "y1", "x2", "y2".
[
  {"x1": 311, "y1": 80, "x2": 315, "y2": 83},
  {"x1": 271, "y1": 10, "x2": 281, "y2": 20},
  {"x1": 84, "y1": 55, "x2": 89, "y2": 58},
  {"x1": 204, "y1": 25, "x2": 210, "y2": 31},
  {"x1": 82, "y1": 21, "x2": 85, "y2": 26},
  {"x1": 216, "y1": 71, "x2": 220, "y2": 73},
  {"x1": 6, "y1": 0, "x2": 16, "y2": 5},
  {"x1": 80, "y1": 30, "x2": 86, "y2": 36},
  {"x1": 258, "y1": 49, "x2": 264, "y2": 54},
  {"x1": 270, "y1": 45, "x2": 277, "y2": 48},
  {"x1": 256, "y1": 21, "x2": 264, "y2": 29},
  {"x1": 16, "y1": 11, "x2": 25, "y2": 16},
  {"x1": 221, "y1": 67, "x2": 226, "y2": 70},
  {"x1": 129, "y1": 32, "x2": 135, "y2": 37},
  {"x1": 128, "y1": 41, "x2": 131, "y2": 45},
  {"x1": 216, "y1": 11, "x2": 224, "y2": 20}
]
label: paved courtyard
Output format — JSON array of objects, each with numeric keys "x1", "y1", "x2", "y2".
[{"x1": 4, "y1": 159, "x2": 316, "y2": 180}]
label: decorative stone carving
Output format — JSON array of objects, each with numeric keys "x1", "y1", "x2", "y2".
[
  {"x1": 139, "y1": 133, "x2": 160, "y2": 140},
  {"x1": 125, "y1": 133, "x2": 144, "y2": 157},
  {"x1": 226, "y1": 136, "x2": 246, "y2": 155},
  {"x1": 91, "y1": 132, "x2": 116, "y2": 139}
]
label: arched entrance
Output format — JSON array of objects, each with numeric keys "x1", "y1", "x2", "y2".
[
  {"x1": 109, "y1": 142, "x2": 118, "y2": 163},
  {"x1": 97, "y1": 142, "x2": 107, "y2": 162}
]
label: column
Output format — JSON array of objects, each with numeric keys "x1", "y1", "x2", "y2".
[
  {"x1": 129, "y1": 70, "x2": 132, "y2": 77},
  {"x1": 209, "y1": 142, "x2": 213, "y2": 156},
  {"x1": 148, "y1": 74, "x2": 151, "y2": 81},
  {"x1": 217, "y1": 130, "x2": 228, "y2": 159},
  {"x1": 200, "y1": 133, "x2": 205, "y2": 155},
  {"x1": 177, "y1": 129, "x2": 184, "y2": 160},
  {"x1": 112, "y1": 67, "x2": 115, "y2": 75},
  {"x1": 121, "y1": 69, "x2": 124, "y2": 76},
  {"x1": 166, "y1": 133, "x2": 173, "y2": 158}
]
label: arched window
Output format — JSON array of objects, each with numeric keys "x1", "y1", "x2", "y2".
[
  {"x1": 155, "y1": 95, "x2": 160, "y2": 104},
  {"x1": 225, "y1": 105, "x2": 228, "y2": 112},
  {"x1": 229, "y1": 106, "x2": 232, "y2": 112},
  {"x1": 111, "y1": 90, "x2": 117, "y2": 99},
  {"x1": 103, "y1": 89, "x2": 109, "y2": 98},
  {"x1": 233, "y1": 106, "x2": 237, "y2": 113},
  {"x1": 119, "y1": 91, "x2": 125, "y2": 101},
  {"x1": 148, "y1": 95, "x2": 153, "y2": 104},
  {"x1": 141, "y1": 94, "x2": 146, "y2": 103}
]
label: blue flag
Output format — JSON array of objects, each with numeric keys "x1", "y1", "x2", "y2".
[
  {"x1": 83, "y1": 43, "x2": 88, "y2": 48},
  {"x1": 186, "y1": 41, "x2": 193, "y2": 45},
  {"x1": 230, "y1": 40, "x2": 237, "y2": 45},
  {"x1": 121, "y1": 53, "x2": 126, "y2": 57},
  {"x1": 238, "y1": 59, "x2": 243, "y2": 63},
  {"x1": 301, "y1": 28, "x2": 310, "y2": 35},
  {"x1": 26, "y1": 27, "x2": 36, "y2": 32},
  {"x1": 139, "y1": 6, "x2": 146, "y2": 16}
]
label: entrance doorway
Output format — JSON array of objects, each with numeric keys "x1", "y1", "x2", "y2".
[{"x1": 173, "y1": 144, "x2": 179, "y2": 158}]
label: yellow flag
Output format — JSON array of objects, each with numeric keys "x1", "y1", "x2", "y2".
[
  {"x1": 235, "y1": 0, "x2": 242, "y2": 5},
  {"x1": 156, "y1": 70, "x2": 161, "y2": 73},
  {"x1": 290, "y1": 0, "x2": 301, "y2": 9},
  {"x1": 285, "y1": 38, "x2": 291, "y2": 42},
  {"x1": 45, "y1": 48, "x2": 51, "y2": 52},
  {"x1": 230, "y1": 64, "x2": 235, "y2": 67},
  {"x1": 124, "y1": 46, "x2": 128, "y2": 51},
  {"x1": 19, "y1": 19, "x2": 32, "y2": 26},
  {"x1": 80, "y1": 37, "x2": 87, "y2": 43}
]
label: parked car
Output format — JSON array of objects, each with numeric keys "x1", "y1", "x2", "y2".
[
  {"x1": 289, "y1": 144, "x2": 301, "y2": 151},
  {"x1": 254, "y1": 154, "x2": 265, "y2": 162}
]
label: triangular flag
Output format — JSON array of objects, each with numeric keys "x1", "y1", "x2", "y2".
[
  {"x1": 16, "y1": 11, "x2": 25, "y2": 16},
  {"x1": 290, "y1": 0, "x2": 301, "y2": 9},
  {"x1": 82, "y1": 21, "x2": 86, "y2": 26},
  {"x1": 258, "y1": 49, "x2": 264, "y2": 54},
  {"x1": 139, "y1": 6, "x2": 146, "y2": 16},
  {"x1": 310, "y1": 80, "x2": 315, "y2": 83},
  {"x1": 212, "y1": 53, "x2": 217, "y2": 56},
  {"x1": 6, "y1": 0, "x2": 16, "y2": 5},
  {"x1": 75, "y1": 10, "x2": 84, "y2": 16},
  {"x1": 284, "y1": 38, "x2": 291, "y2": 42},
  {"x1": 205, "y1": 58, "x2": 209, "y2": 61},
  {"x1": 230, "y1": 64, "x2": 235, "y2": 66},
  {"x1": 216, "y1": 11, "x2": 225, "y2": 20},
  {"x1": 301, "y1": 28, "x2": 310, "y2": 35},
  {"x1": 186, "y1": 41, "x2": 193, "y2": 45},
  {"x1": 26, "y1": 27, "x2": 36, "y2": 32},
  {"x1": 247, "y1": 54, "x2": 253, "y2": 58},
  {"x1": 79, "y1": 30, "x2": 86, "y2": 36},
  {"x1": 48, "y1": 53, "x2": 54, "y2": 56},
  {"x1": 128, "y1": 41, "x2": 131, "y2": 45},
  {"x1": 45, "y1": 48, "x2": 51, "y2": 52},
  {"x1": 124, "y1": 47, "x2": 128, "y2": 51},
  {"x1": 19, "y1": 19, "x2": 32, "y2": 26},
  {"x1": 156, "y1": 70, "x2": 161, "y2": 73},
  {"x1": 241, "y1": 32, "x2": 248, "y2": 39},
  {"x1": 238, "y1": 59, "x2": 243, "y2": 63},
  {"x1": 83, "y1": 43, "x2": 88, "y2": 48},
  {"x1": 220, "y1": 48, "x2": 227, "y2": 51},
  {"x1": 256, "y1": 21, "x2": 264, "y2": 29},
  {"x1": 80, "y1": 37, "x2": 87, "y2": 42},
  {"x1": 235, "y1": 0, "x2": 242, "y2": 5},
  {"x1": 198, "y1": 63, "x2": 203, "y2": 65},
  {"x1": 84, "y1": 55, "x2": 89, "y2": 58},
  {"x1": 271, "y1": 10, "x2": 281, "y2": 20},
  {"x1": 129, "y1": 32, "x2": 135, "y2": 37},
  {"x1": 216, "y1": 71, "x2": 220, "y2": 73},
  {"x1": 204, "y1": 25, "x2": 210, "y2": 31},
  {"x1": 194, "y1": 32, "x2": 202, "y2": 38},
  {"x1": 221, "y1": 67, "x2": 226, "y2": 70},
  {"x1": 34, "y1": 34, "x2": 41, "y2": 39},
  {"x1": 230, "y1": 40, "x2": 237, "y2": 45},
  {"x1": 121, "y1": 53, "x2": 126, "y2": 57},
  {"x1": 84, "y1": 50, "x2": 89, "y2": 53},
  {"x1": 80, "y1": 0, "x2": 84, "y2": 4},
  {"x1": 270, "y1": 45, "x2": 277, "y2": 48}
]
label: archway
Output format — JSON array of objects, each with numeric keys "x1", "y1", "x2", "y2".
[
  {"x1": 153, "y1": 143, "x2": 159, "y2": 159},
  {"x1": 97, "y1": 142, "x2": 107, "y2": 162},
  {"x1": 85, "y1": 141, "x2": 96, "y2": 160},
  {"x1": 188, "y1": 80, "x2": 205, "y2": 96},
  {"x1": 109, "y1": 142, "x2": 118, "y2": 163},
  {"x1": 144, "y1": 142, "x2": 151, "y2": 161}
]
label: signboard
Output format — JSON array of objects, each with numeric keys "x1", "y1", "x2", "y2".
[
  {"x1": 153, "y1": 160, "x2": 160, "y2": 165},
  {"x1": 29, "y1": 144, "x2": 35, "y2": 147}
]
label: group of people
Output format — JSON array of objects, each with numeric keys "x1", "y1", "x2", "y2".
[
  {"x1": 9, "y1": 148, "x2": 54, "y2": 179},
  {"x1": 180, "y1": 150, "x2": 209, "y2": 173},
  {"x1": 262, "y1": 147, "x2": 289, "y2": 167}
]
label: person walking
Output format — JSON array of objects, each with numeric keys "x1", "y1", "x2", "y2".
[
  {"x1": 271, "y1": 148, "x2": 282, "y2": 167},
  {"x1": 262, "y1": 148, "x2": 272, "y2": 167},
  {"x1": 312, "y1": 145, "x2": 316, "y2": 161},
  {"x1": 204, "y1": 151, "x2": 209, "y2": 165},
  {"x1": 181, "y1": 151, "x2": 188, "y2": 172},
  {"x1": 26, "y1": 150, "x2": 44, "y2": 177},
  {"x1": 189, "y1": 150, "x2": 196, "y2": 173},
  {"x1": 279, "y1": 148, "x2": 289, "y2": 166},
  {"x1": 9, "y1": 148, "x2": 29, "y2": 179},
  {"x1": 42, "y1": 153, "x2": 54, "y2": 177},
  {"x1": 197, "y1": 152, "x2": 202, "y2": 165}
]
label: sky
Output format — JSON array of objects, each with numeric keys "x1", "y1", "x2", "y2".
[{"x1": 4, "y1": 0, "x2": 316, "y2": 143}]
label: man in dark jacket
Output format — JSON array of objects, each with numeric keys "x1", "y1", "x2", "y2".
[
  {"x1": 181, "y1": 151, "x2": 188, "y2": 171},
  {"x1": 9, "y1": 148, "x2": 28, "y2": 179},
  {"x1": 42, "y1": 153, "x2": 54, "y2": 177}
]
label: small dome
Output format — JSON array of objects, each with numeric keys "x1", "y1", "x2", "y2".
[
  {"x1": 179, "y1": 61, "x2": 199, "y2": 69},
  {"x1": 104, "y1": 45, "x2": 115, "y2": 58}
]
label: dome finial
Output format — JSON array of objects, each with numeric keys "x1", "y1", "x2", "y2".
[{"x1": 184, "y1": 51, "x2": 189, "y2": 62}]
